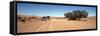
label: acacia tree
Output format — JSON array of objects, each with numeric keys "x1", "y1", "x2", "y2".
[
  {"x1": 64, "y1": 12, "x2": 76, "y2": 20},
  {"x1": 80, "y1": 10, "x2": 88, "y2": 18},
  {"x1": 64, "y1": 12, "x2": 71, "y2": 18},
  {"x1": 64, "y1": 10, "x2": 88, "y2": 20}
]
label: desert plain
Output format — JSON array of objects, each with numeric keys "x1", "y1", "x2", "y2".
[{"x1": 17, "y1": 15, "x2": 96, "y2": 33}]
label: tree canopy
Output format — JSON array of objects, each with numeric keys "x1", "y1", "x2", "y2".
[{"x1": 64, "y1": 10, "x2": 88, "y2": 20}]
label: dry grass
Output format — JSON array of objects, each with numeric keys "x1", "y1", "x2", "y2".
[{"x1": 17, "y1": 15, "x2": 96, "y2": 33}]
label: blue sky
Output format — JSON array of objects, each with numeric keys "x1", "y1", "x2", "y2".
[{"x1": 17, "y1": 3, "x2": 96, "y2": 17}]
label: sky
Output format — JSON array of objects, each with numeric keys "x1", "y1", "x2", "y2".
[{"x1": 17, "y1": 3, "x2": 96, "y2": 17}]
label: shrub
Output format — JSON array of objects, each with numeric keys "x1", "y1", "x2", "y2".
[
  {"x1": 42, "y1": 16, "x2": 47, "y2": 21},
  {"x1": 21, "y1": 19, "x2": 26, "y2": 22},
  {"x1": 47, "y1": 16, "x2": 50, "y2": 19}
]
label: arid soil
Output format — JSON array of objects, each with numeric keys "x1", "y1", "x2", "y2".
[{"x1": 17, "y1": 15, "x2": 96, "y2": 33}]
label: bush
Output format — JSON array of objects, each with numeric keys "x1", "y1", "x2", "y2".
[
  {"x1": 17, "y1": 16, "x2": 21, "y2": 20},
  {"x1": 47, "y1": 16, "x2": 50, "y2": 19},
  {"x1": 42, "y1": 16, "x2": 47, "y2": 21},
  {"x1": 21, "y1": 19, "x2": 26, "y2": 22},
  {"x1": 41, "y1": 16, "x2": 50, "y2": 21}
]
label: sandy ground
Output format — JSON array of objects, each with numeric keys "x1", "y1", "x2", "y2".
[{"x1": 17, "y1": 16, "x2": 96, "y2": 33}]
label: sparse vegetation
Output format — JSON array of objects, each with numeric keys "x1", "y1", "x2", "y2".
[
  {"x1": 41, "y1": 16, "x2": 50, "y2": 21},
  {"x1": 32, "y1": 17, "x2": 36, "y2": 19},
  {"x1": 18, "y1": 16, "x2": 22, "y2": 20},
  {"x1": 47, "y1": 16, "x2": 50, "y2": 20},
  {"x1": 17, "y1": 12, "x2": 96, "y2": 33},
  {"x1": 21, "y1": 19, "x2": 26, "y2": 22},
  {"x1": 42, "y1": 16, "x2": 47, "y2": 21}
]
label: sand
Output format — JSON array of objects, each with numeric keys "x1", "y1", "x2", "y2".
[{"x1": 17, "y1": 15, "x2": 96, "y2": 33}]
